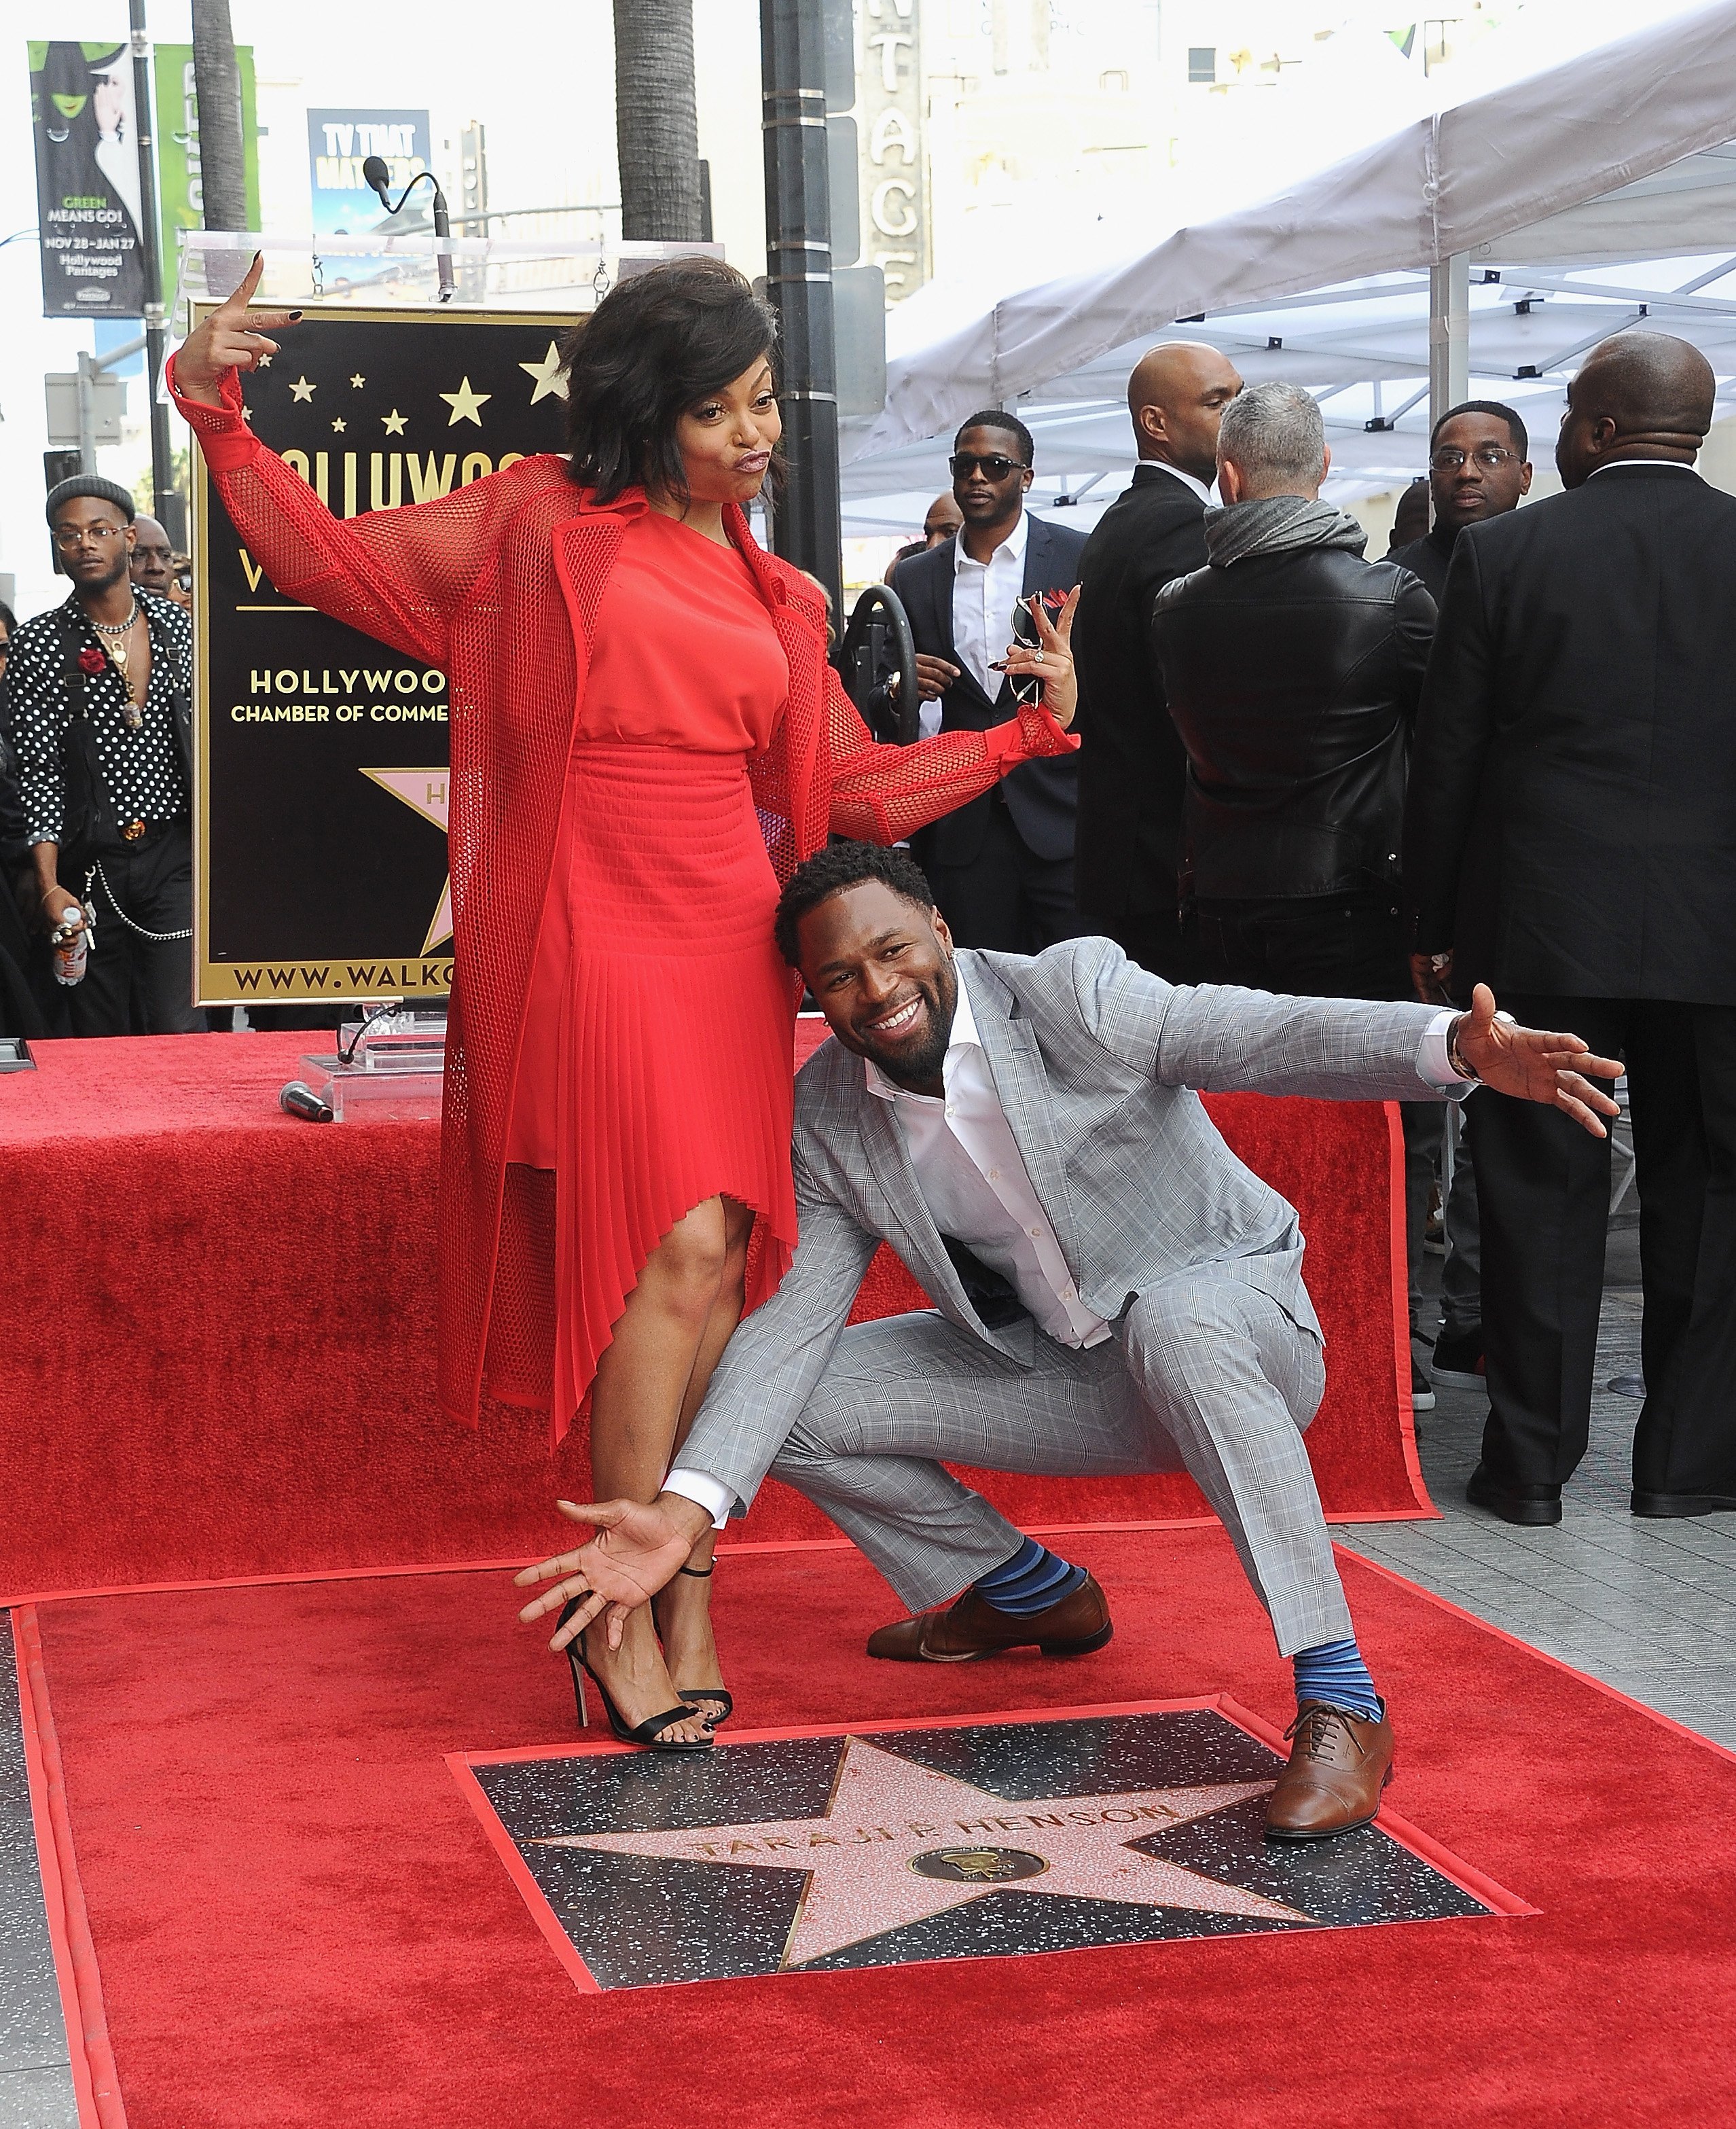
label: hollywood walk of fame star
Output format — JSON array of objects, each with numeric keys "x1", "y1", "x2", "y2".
[
  {"x1": 359, "y1": 768, "x2": 452, "y2": 952},
  {"x1": 440, "y1": 376, "x2": 492, "y2": 427},
  {"x1": 520, "y1": 342, "x2": 569, "y2": 404},
  {"x1": 535, "y1": 1735, "x2": 1314, "y2": 1968},
  {"x1": 382, "y1": 408, "x2": 408, "y2": 435},
  {"x1": 331, "y1": 418, "x2": 347, "y2": 433},
  {"x1": 350, "y1": 372, "x2": 367, "y2": 389},
  {"x1": 289, "y1": 375, "x2": 316, "y2": 402}
]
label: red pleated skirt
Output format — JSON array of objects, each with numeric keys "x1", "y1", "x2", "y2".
[{"x1": 507, "y1": 742, "x2": 799, "y2": 1433}]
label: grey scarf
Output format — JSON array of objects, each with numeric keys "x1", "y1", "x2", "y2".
[{"x1": 1204, "y1": 495, "x2": 1368, "y2": 567}]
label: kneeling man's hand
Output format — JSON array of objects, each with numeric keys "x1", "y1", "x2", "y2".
[
  {"x1": 1453, "y1": 983, "x2": 1623, "y2": 1136},
  {"x1": 515, "y1": 1494, "x2": 713, "y2": 1651}
]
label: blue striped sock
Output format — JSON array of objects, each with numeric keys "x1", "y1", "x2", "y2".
[
  {"x1": 973, "y1": 1537, "x2": 1087, "y2": 1618},
  {"x1": 1290, "y1": 1636, "x2": 1381, "y2": 1721}
]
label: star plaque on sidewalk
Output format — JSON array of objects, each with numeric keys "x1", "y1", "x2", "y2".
[{"x1": 453, "y1": 1706, "x2": 1511, "y2": 1991}]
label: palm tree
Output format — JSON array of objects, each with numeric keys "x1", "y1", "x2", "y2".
[
  {"x1": 613, "y1": 0, "x2": 704, "y2": 243},
  {"x1": 190, "y1": 0, "x2": 249, "y2": 232}
]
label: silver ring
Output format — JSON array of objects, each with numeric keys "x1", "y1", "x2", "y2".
[{"x1": 1033, "y1": 648, "x2": 1044, "y2": 664}]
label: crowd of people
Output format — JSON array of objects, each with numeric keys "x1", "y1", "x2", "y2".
[
  {"x1": 880, "y1": 331, "x2": 1733, "y2": 1543},
  {"x1": 1, "y1": 253, "x2": 1722, "y2": 1835}
]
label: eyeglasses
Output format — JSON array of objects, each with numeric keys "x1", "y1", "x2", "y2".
[
  {"x1": 1430, "y1": 444, "x2": 1520, "y2": 473},
  {"x1": 52, "y1": 522, "x2": 126, "y2": 549},
  {"x1": 949, "y1": 452, "x2": 1028, "y2": 481}
]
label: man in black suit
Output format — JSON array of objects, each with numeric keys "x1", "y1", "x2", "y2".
[
  {"x1": 1406, "y1": 332, "x2": 1736, "y2": 1526},
  {"x1": 1070, "y1": 342, "x2": 1243, "y2": 978},
  {"x1": 1392, "y1": 401, "x2": 1534, "y2": 1397},
  {"x1": 888, "y1": 411, "x2": 1087, "y2": 952}
]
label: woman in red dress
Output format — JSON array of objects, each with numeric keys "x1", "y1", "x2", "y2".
[{"x1": 171, "y1": 256, "x2": 1080, "y2": 1748}]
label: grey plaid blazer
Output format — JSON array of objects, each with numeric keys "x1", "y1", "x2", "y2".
[{"x1": 683, "y1": 939, "x2": 1449, "y2": 1514}]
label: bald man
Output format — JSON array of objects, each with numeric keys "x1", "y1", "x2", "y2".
[
  {"x1": 128, "y1": 515, "x2": 176, "y2": 597},
  {"x1": 1406, "y1": 331, "x2": 1736, "y2": 1525},
  {"x1": 1071, "y1": 342, "x2": 1241, "y2": 978}
]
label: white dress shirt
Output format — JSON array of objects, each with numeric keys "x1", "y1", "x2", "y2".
[
  {"x1": 666, "y1": 980, "x2": 1471, "y2": 1526},
  {"x1": 950, "y1": 507, "x2": 1030, "y2": 702}
]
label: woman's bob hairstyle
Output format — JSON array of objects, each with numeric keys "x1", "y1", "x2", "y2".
[{"x1": 560, "y1": 256, "x2": 781, "y2": 505}]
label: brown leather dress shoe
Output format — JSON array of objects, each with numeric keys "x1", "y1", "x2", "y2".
[
  {"x1": 1264, "y1": 1701, "x2": 1394, "y2": 1841},
  {"x1": 866, "y1": 1573, "x2": 1112, "y2": 1662}
]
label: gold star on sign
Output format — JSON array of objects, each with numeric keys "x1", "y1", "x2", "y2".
[
  {"x1": 289, "y1": 376, "x2": 315, "y2": 402},
  {"x1": 518, "y1": 341, "x2": 568, "y2": 404},
  {"x1": 256, "y1": 353, "x2": 273, "y2": 368},
  {"x1": 331, "y1": 417, "x2": 346, "y2": 433},
  {"x1": 381, "y1": 408, "x2": 408, "y2": 435},
  {"x1": 439, "y1": 376, "x2": 491, "y2": 427},
  {"x1": 350, "y1": 373, "x2": 366, "y2": 389}
]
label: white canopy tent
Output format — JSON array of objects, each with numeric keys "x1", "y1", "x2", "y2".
[{"x1": 841, "y1": 1, "x2": 1736, "y2": 535}]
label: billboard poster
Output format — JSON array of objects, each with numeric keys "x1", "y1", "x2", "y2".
[
  {"x1": 155, "y1": 42, "x2": 262, "y2": 309},
  {"x1": 28, "y1": 38, "x2": 147, "y2": 316},
  {"x1": 306, "y1": 108, "x2": 431, "y2": 238},
  {"x1": 191, "y1": 304, "x2": 573, "y2": 1003}
]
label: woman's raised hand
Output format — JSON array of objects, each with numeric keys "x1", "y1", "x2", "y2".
[
  {"x1": 995, "y1": 585, "x2": 1082, "y2": 731},
  {"x1": 173, "y1": 251, "x2": 302, "y2": 408}
]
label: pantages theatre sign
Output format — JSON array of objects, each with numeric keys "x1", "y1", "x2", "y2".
[{"x1": 191, "y1": 305, "x2": 571, "y2": 1003}]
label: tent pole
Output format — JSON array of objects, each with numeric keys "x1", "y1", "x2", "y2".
[{"x1": 1428, "y1": 251, "x2": 1469, "y2": 437}]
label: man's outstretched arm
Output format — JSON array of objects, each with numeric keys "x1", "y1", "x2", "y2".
[{"x1": 1071, "y1": 937, "x2": 1620, "y2": 1125}]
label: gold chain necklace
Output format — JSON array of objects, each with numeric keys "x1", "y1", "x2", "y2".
[{"x1": 90, "y1": 603, "x2": 145, "y2": 726}]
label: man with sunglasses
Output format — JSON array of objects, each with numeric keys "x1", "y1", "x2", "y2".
[
  {"x1": 1390, "y1": 401, "x2": 1532, "y2": 603},
  {"x1": 888, "y1": 411, "x2": 1087, "y2": 954},
  {"x1": 7, "y1": 476, "x2": 198, "y2": 1035}
]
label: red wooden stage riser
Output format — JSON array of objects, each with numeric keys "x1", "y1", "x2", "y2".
[{"x1": 0, "y1": 1033, "x2": 1431, "y2": 1597}]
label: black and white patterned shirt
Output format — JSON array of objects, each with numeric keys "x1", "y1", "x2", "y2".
[{"x1": 7, "y1": 590, "x2": 191, "y2": 845}]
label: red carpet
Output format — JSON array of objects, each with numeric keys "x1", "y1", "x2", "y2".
[
  {"x1": 22, "y1": 1529, "x2": 1736, "y2": 2128},
  {"x1": 0, "y1": 1032, "x2": 1426, "y2": 1601}
]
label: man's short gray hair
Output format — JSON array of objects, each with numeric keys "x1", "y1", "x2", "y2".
[{"x1": 1216, "y1": 382, "x2": 1326, "y2": 488}]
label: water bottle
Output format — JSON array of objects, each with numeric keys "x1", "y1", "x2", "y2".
[{"x1": 50, "y1": 905, "x2": 89, "y2": 987}]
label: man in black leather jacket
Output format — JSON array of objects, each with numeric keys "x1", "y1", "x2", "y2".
[{"x1": 1150, "y1": 380, "x2": 1439, "y2": 1400}]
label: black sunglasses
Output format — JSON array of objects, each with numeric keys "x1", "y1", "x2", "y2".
[{"x1": 949, "y1": 451, "x2": 1028, "y2": 481}]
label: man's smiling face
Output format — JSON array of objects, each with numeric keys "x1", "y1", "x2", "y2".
[{"x1": 797, "y1": 880, "x2": 960, "y2": 1094}]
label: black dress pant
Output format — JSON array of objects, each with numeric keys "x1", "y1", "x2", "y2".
[
  {"x1": 60, "y1": 821, "x2": 202, "y2": 1037},
  {"x1": 925, "y1": 794, "x2": 1079, "y2": 955},
  {"x1": 1471, "y1": 995, "x2": 1736, "y2": 1498},
  {"x1": 1195, "y1": 891, "x2": 1441, "y2": 1334}
]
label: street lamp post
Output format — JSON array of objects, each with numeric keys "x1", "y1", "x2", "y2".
[{"x1": 761, "y1": 0, "x2": 843, "y2": 622}]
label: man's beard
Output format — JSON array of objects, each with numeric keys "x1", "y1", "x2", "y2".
[
  {"x1": 855, "y1": 957, "x2": 958, "y2": 1085},
  {"x1": 77, "y1": 553, "x2": 132, "y2": 600}
]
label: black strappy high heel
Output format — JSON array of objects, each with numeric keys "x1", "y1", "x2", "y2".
[
  {"x1": 556, "y1": 1598, "x2": 712, "y2": 1751},
  {"x1": 661, "y1": 1562, "x2": 734, "y2": 1727}
]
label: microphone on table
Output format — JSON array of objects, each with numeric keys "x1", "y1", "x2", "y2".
[
  {"x1": 363, "y1": 153, "x2": 455, "y2": 302},
  {"x1": 279, "y1": 1079, "x2": 334, "y2": 1124}
]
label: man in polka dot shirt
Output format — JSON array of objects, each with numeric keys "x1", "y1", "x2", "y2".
[{"x1": 10, "y1": 477, "x2": 200, "y2": 1034}]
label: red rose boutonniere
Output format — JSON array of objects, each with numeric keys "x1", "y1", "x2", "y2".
[{"x1": 77, "y1": 646, "x2": 107, "y2": 677}]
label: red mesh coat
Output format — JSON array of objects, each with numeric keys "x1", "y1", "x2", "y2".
[{"x1": 172, "y1": 362, "x2": 1079, "y2": 1426}]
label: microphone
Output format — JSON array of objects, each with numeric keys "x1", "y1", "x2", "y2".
[
  {"x1": 363, "y1": 154, "x2": 454, "y2": 302},
  {"x1": 279, "y1": 1079, "x2": 335, "y2": 1124}
]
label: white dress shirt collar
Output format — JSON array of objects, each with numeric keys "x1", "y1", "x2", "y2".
[
  {"x1": 1142, "y1": 459, "x2": 1216, "y2": 505},
  {"x1": 1587, "y1": 458, "x2": 1700, "y2": 478},
  {"x1": 951, "y1": 507, "x2": 1030, "y2": 579}
]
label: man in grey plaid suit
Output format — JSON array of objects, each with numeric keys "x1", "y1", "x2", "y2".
[{"x1": 522, "y1": 844, "x2": 1620, "y2": 1838}]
